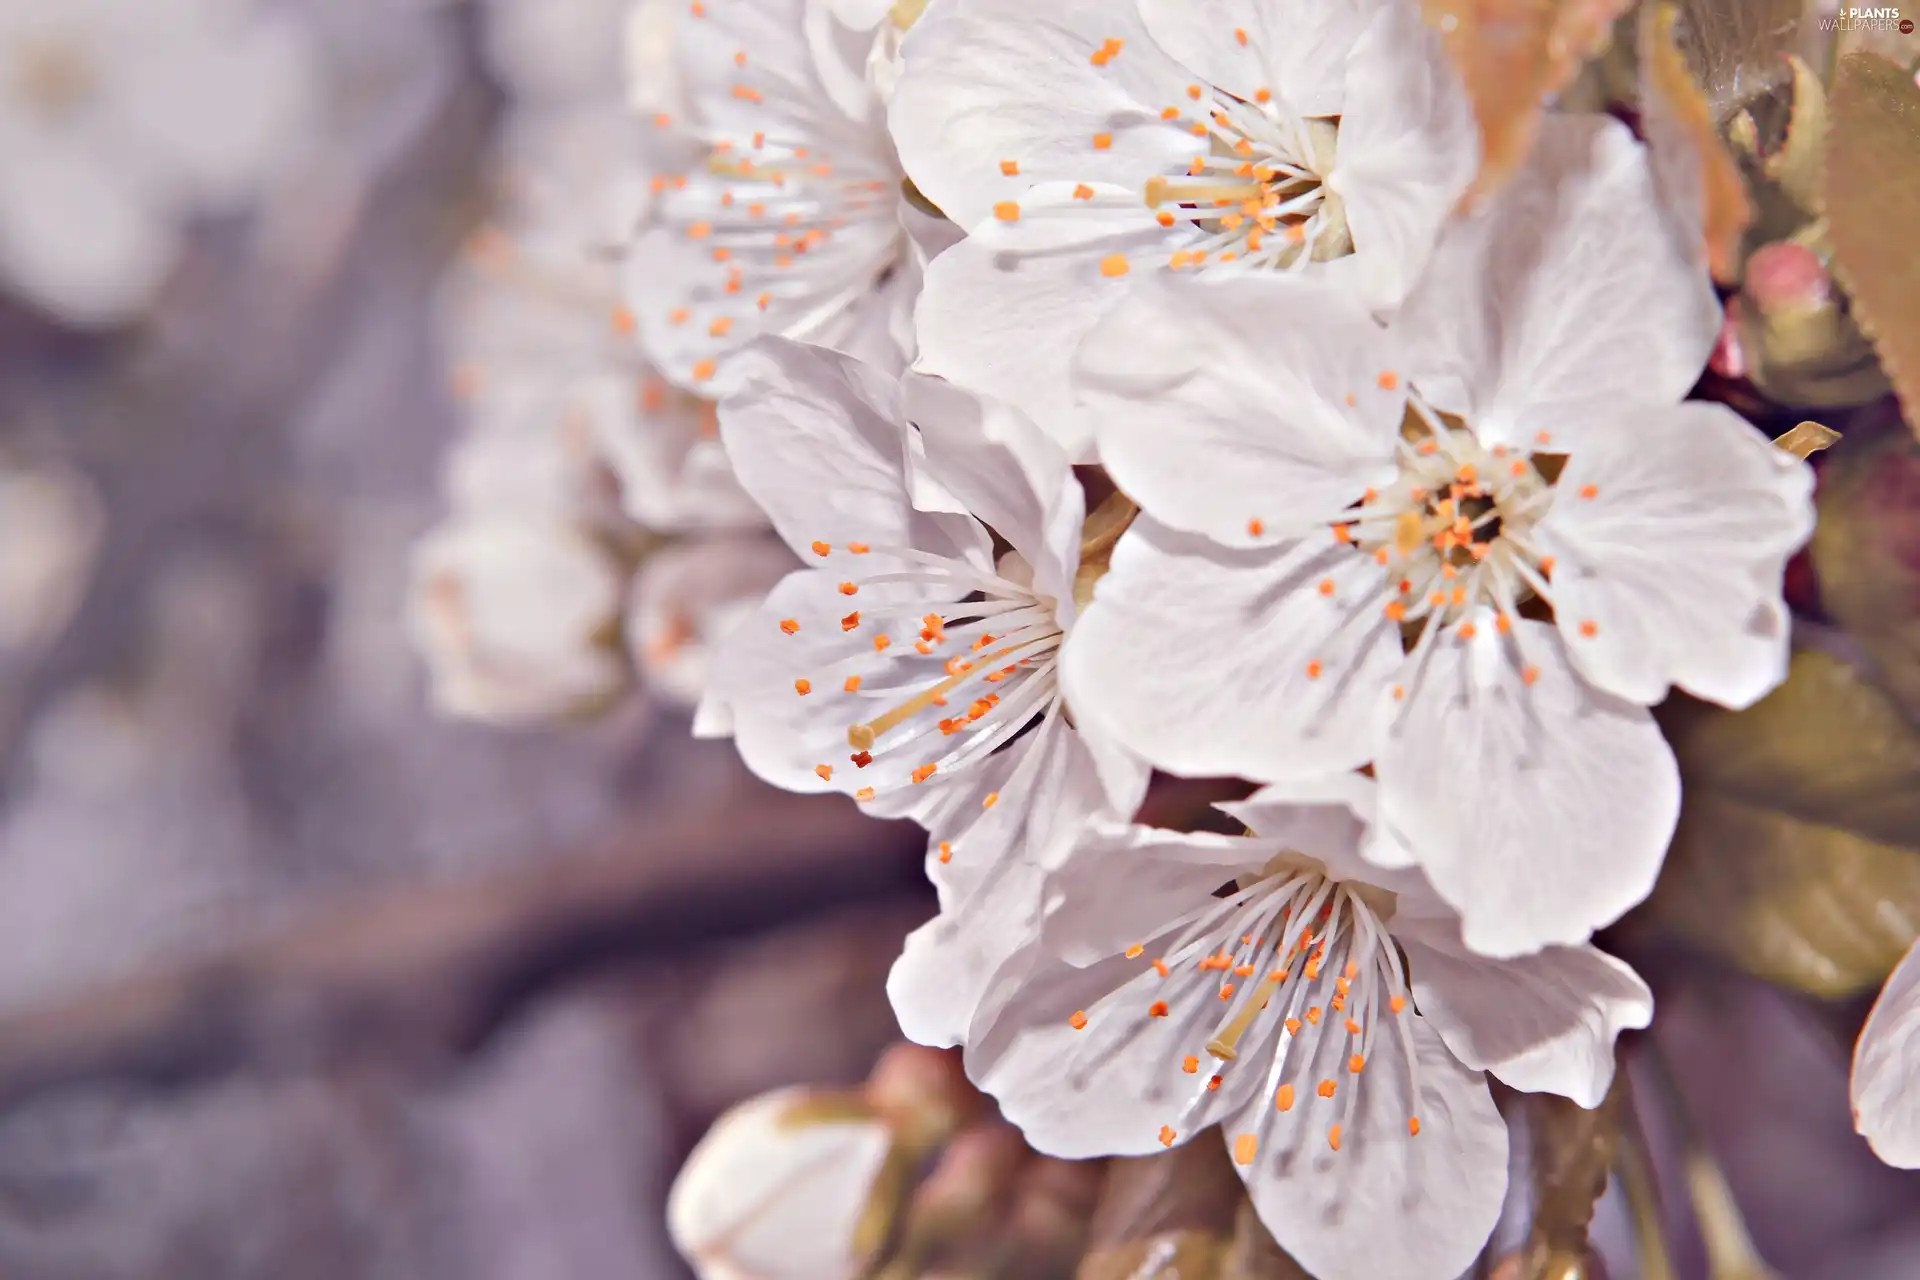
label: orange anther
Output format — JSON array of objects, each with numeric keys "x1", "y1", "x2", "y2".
[
  {"x1": 1219, "y1": 984, "x2": 1236, "y2": 1000},
  {"x1": 1317, "y1": 1079, "x2": 1338, "y2": 1099},
  {"x1": 687, "y1": 221, "x2": 712, "y2": 240},
  {"x1": 1458, "y1": 621, "x2": 1477, "y2": 640},
  {"x1": 911, "y1": 763, "x2": 937, "y2": 784},
  {"x1": 1377, "y1": 370, "x2": 1400, "y2": 390},
  {"x1": 938, "y1": 841, "x2": 952, "y2": 863},
  {"x1": 1092, "y1": 132, "x2": 1113, "y2": 150},
  {"x1": 1350, "y1": 1054, "x2": 1366, "y2": 1074},
  {"x1": 1073, "y1": 183, "x2": 1095, "y2": 200},
  {"x1": 1579, "y1": 483, "x2": 1599, "y2": 500},
  {"x1": 813, "y1": 762, "x2": 834, "y2": 782},
  {"x1": 1000, "y1": 160, "x2": 1020, "y2": 176},
  {"x1": 1318, "y1": 578, "x2": 1336, "y2": 597},
  {"x1": 983, "y1": 792, "x2": 999, "y2": 809},
  {"x1": 1247, "y1": 517, "x2": 1265, "y2": 536},
  {"x1": 1149, "y1": 1001, "x2": 1170, "y2": 1018},
  {"x1": 1496, "y1": 613, "x2": 1513, "y2": 634},
  {"x1": 837, "y1": 581, "x2": 858, "y2": 596},
  {"x1": 708, "y1": 316, "x2": 733, "y2": 338},
  {"x1": 1409, "y1": 1116, "x2": 1422, "y2": 1136},
  {"x1": 794, "y1": 679, "x2": 812, "y2": 695},
  {"x1": 1305, "y1": 1007, "x2": 1322, "y2": 1025},
  {"x1": 873, "y1": 635, "x2": 890, "y2": 651},
  {"x1": 1153, "y1": 959, "x2": 1170, "y2": 977},
  {"x1": 855, "y1": 787, "x2": 875, "y2": 802},
  {"x1": 1275, "y1": 1084, "x2": 1296, "y2": 1111},
  {"x1": 1285, "y1": 1017, "x2": 1302, "y2": 1035},
  {"x1": 851, "y1": 750, "x2": 873, "y2": 768},
  {"x1": 1385, "y1": 601, "x2": 1407, "y2": 621},
  {"x1": 1345, "y1": 1020, "x2": 1362, "y2": 1037},
  {"x1": 1207, "y1": 1075, "x2": 1223, "y2": 1092},
  {"x1": 1161, "y1": 105, "x2": 1180, "y2": 119},
  {"x1": 1187, "y1": 84, "x2": 1203, "y2": 99},
  {"x1": 779, "y1": 619, "x2": 800, "y2": 635},
  {"x1": 1390, "y1": 995, "x2": 1407, "y2": 1013},
  {"x1": 1159, "y1": 1125, "x2": 1177, "y2": 1147},
  {"x1": 692, "y1": 358, "x2": 718, "y2": 382},
  {"x1": 993, "y1": 200, "x2": 1021, "y2": 222},
  {"x1": 1328, "y1": 1125, "x2": 1343, "y2": 1151},
  {"x1": 810, "y1": 540, "x2": 831, "y2": 557},
  {"x1": 1182, "y1": 1056, "x2": 1199, "y2": 1074},
  {"x1": 843, "y1": 675, "x2": 862, "y2": 694},
  {"x1": 1100, "y1": 254, "x2": 1131, "y2": 277},
  {"x1": 1536, "y1": 430, "x2": 1553, "y2": 445},
  {"x1": 1579, "y1": 619, "x2": 1599, "y2": 638},
  {"x1": 1235, "y1": 27, "x2": 1249, "y2": 44},
  {"x1": 841, "y1": 611, "x2": 861, "y2": 631},
  {"x1": 1233, "y1": 1133, "x2": 1258, "y2": 1165},
  {"x1": 1069, "y1": 1011, "x2": 1089, "y2": 1030},
  {"x1": 1255, "y1": 87, "x2": 1272, "y2": 103},
  {"x1": 1234, "y1": 964, "x2": 1255, "y2": 978},
  {"x1": 1521, "y1": 666, "x2": 1541, "y2": 685},
  {"x1": 1305, "y1": 660, "x2": 1324, "y2": 681},
  {"x1": 1538, "y1": 555, "x2": 1556, "y2": 576}
]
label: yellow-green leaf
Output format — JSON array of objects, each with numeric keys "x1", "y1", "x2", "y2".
[
  {"x1": 1825, "y1": 53, "x2": 1920, "y2": 438},
  {"x1": 1644, "y1": 651, "x2": 1920, "y2": 997}
]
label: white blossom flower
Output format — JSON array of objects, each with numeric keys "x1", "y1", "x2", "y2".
[
  {"x1": 1062, "y1": 116, "x2": 1814, "y2": 957},
  {"x1": 667, "y1": 1085, "x2": 895, "y2": 1280},
  {"x1": 699, "y1": 338, "x2": 1148, "y2": 1044},
  {"x1": 962, "y1": 776, "x2": 1653, "y2": 1280},
  {"x1": 1854, "y1": 939, "x2": 1920, "y2": 1169},
  {"x1": 888, "y1": 0, "x2": 1474, "y2": 460},
  {"x1": 624, "y1": 0, "x2": 933, "y2": 393},
  {"x1": 407, "y1": 515, "x2": 630, "y2": 725},
  {"x1": 0, "y1": 0, "x2": 319, "y2": 324}
]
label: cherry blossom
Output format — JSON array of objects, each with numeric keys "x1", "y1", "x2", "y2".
[
  {"x1": 1063, "y1": 116, "x2": 1813, "y2": 956},
  {"x1": 961, "y1": 776, "x2": 1652, "y2": 1280},
  {"x1": 890, "y1": 0, "x2": 1474, "y2": 458}
]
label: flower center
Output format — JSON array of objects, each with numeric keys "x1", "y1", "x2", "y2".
[
  {"x1": 788, "y1": 544, "x2": 1064, "y2": 800},
  {"x1": 1143, "y1": 94, "x2": 1346, "y2": 272},
  {"x1": 1336, "y1": 393, "x2": 1566, "y2": 662},
  {"x1": 1084, "y1": 860, "x2": 1422, "y2": 1158}
]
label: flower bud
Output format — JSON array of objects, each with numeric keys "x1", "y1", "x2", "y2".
[
  {"x1": 668, "y1": 1087, "x2": 905, "y2": 1280},
  {"x1": 864, "y1": 1043, "x2": 978, "y2": 1151}
]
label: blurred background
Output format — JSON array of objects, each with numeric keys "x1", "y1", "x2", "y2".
[{"x1": 0, "y1": 0, "x2": 1917, "y2": 1277}]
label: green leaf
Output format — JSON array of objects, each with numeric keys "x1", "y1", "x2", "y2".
[{"x1": 1643, "y1": 651, "x2": 1920, "y2": 998}]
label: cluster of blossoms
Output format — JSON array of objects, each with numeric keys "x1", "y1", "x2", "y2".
[{"x1": 415, "y1": 0, "x2": 1920, "y2": 1275}]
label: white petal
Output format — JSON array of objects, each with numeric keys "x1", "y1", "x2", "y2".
[
  {"x1": 1535, "y1": 401, "x2": 1815, "y2": 710},
  {"x1": 1135, "y1": 0, "x2": 1372, "y2": 115},
  {"x1": 1397, "y1": 925, "x2": 1653, "y2": 1107},
  {"x1": 716, "y1": 339, "x2": 990, "y2": 567},
  {"x1": 1221, "y1": 777, "x2": 1438, "y2": 887},
  {"x1": 1375, "y1": 617, "x2": 1681, "y2": 957},
  {"x1": 1226, "y1": 1016, "x2": 1508, "y2": 1280},
  {"x1": 1075, "y1": 274, "x2": 1403, "y2": 546},
  {"x1": 913, "y1": 194, "x2": 1184, "y2": 463},
  {"x1": 888, "y1": 0, "x2": 1196, "y2": 230},
  {"x1": 1330, "y1": 1, "x2": 1477, "y2": 311},
  {"x1": 1393, "y1": 115, "x2": 1721, "y2": 448},
  {"x1": 1063, "y1": 519, "x2": 1403, "y2": 782},
  {"x1": 890, "y1": 852, "x2": 1046, "y2": 1048},
  {"x1": 1040, "y1": 822, "x2": 1277, "y2": 967},
  {"x1": 903, "y1": 373, "x2": 1085, "y2": 612},
  {"x1": 1854, "y1": 940, "x2": 1920, "y2": 1169},
  {"x1": 969, "y1": 952, "x2": 1268, "y2": 1159}
]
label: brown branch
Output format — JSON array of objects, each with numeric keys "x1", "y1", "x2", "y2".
[{"x1": 0, "y1": 786, "x2": 926, "y2": 1112}]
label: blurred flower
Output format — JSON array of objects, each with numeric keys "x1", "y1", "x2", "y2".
[
  {"x1": 667, "y1": 1086, "x2": 898, "y2": 1280},
  {"x1": 623, "y1": 0, "x2": 922, "y2": 392},
  {"x1": 0, "y1": 0, "x2": 319, "y2": 324},
  {"x1": 966, "y1": 776, "x2": 1651, "y2": 1280},
  {"x1": 1064, "y1": 115, "x2": 1812, "y2": 957},
  {"x1": 1853, "y1": 938, "x2": 1920, "y2": 1169},
  {"x1": 628, "y1": 536, "x2": 795, "y2": 707},
  {"x1": 407, "y1": 515, "x2": 631, "y2": 724},
  {"x1": 890, "y1": 0, "x2": 1474, "y2": 460},
  {"x1": 696, "y1": 340, "x2": 1148, "y2": 1043},
  {"x1": 0, "y1": 461, "x2": 103, "y2": 657}
]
